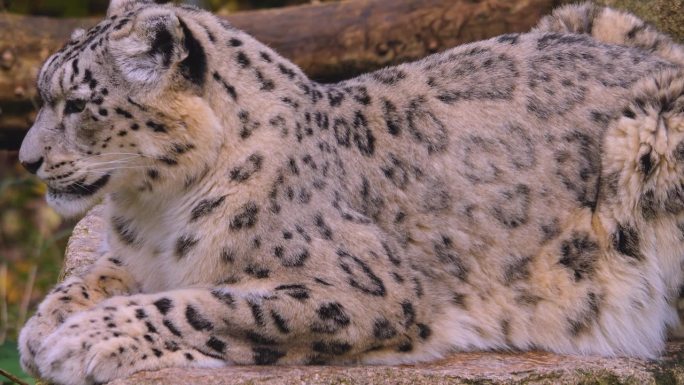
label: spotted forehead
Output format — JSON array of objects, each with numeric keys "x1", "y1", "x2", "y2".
[{"x1": 38, "y1": 13, "x2": 136, "y2": 102}]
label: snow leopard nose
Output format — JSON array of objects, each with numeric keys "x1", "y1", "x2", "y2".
[{"x1": 21, "y1": 157, "x2": 44, "y2": 174}]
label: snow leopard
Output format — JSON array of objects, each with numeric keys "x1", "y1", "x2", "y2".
[{"x1": 17, "y1": 1, "x2": 684, "y2": 384}]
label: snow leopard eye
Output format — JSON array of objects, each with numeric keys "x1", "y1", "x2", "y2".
[{"x1": 64, "y1": 99, "x2": 86, "y2": 115}]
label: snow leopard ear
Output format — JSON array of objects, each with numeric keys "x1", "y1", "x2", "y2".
[
  {"x1": 107, "y1": 0, "x2": 154, "y2": 18},
  {"x1": 109, "y1": 8, "x2": 189, "y2": 85}
]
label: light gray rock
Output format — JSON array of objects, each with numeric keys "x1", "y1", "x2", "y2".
[
  {"x1": 104, "y1": 342, "x2": 684, "y2": 385},
  {"x1": 61, "y1": 204, "x2": 107, "y2": 280}
]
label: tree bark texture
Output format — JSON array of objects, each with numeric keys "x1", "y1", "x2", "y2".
[{"x1": 0, "y1": 0, "x2": 566, "y2": 149}]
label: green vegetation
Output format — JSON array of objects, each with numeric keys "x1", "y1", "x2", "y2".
[
  {"x1": 0, "y1": 153, "x2": 74, "y2": 344},
  {"x1": 0, "y1": 341, "x2": 34, "y2": 384}
]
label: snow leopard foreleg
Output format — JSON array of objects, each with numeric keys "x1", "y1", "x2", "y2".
[
  {"x1": 18, "y1": 256, "x2": 138, "y2": 377},
  {"x1": 32, "y1": 245, "x2": 424, "y2": 385}
]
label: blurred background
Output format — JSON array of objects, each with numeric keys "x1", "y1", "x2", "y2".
[
  {"x1": 0, "y1": 1, "x2": 334, "y2": 382},
  {"x1": 1, "y1": 0, "x2": 328, "y2": 15}
]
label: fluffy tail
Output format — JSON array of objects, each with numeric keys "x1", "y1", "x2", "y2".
[{"x1": 533, "y1": 2, "x2": 684, "y2": 65}]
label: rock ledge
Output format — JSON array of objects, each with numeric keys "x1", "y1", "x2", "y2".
[{"x1": 106, "y1": 342, "x2": 684, "y2": 385}]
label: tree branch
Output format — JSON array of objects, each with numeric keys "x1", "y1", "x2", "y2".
[{"x1": 0, "y1": 368, "x2": 30, "y2": 385}]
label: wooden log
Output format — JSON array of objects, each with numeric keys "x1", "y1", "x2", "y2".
[{"x1": 0, "y1": 0, "x2": 564, "y2": 149}]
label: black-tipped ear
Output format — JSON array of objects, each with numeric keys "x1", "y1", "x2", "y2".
[
  {"x1": 177, "y1": 18, "x2": 207, "y2": 88},
  {"x1": 107, "y1": 0, "x2": 154, "y2": 18},
  {"x1": 110, "y1": 8, "x2": 186, "y2": 85}
]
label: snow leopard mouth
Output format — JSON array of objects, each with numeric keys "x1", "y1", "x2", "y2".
[{"x1": 47, "y1": 173, "x2": 111, "y2": 198}]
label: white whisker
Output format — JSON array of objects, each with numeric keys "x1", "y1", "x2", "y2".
[
  {"x1": 86, "y1": 157, "x2": 143, "y2": 167},
  {"x1": 86, "y1": 166, "x2": 152, "y2": 173},
  {"x1": 79, "y1": 152, "x2": 152, "y2": 162}
]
